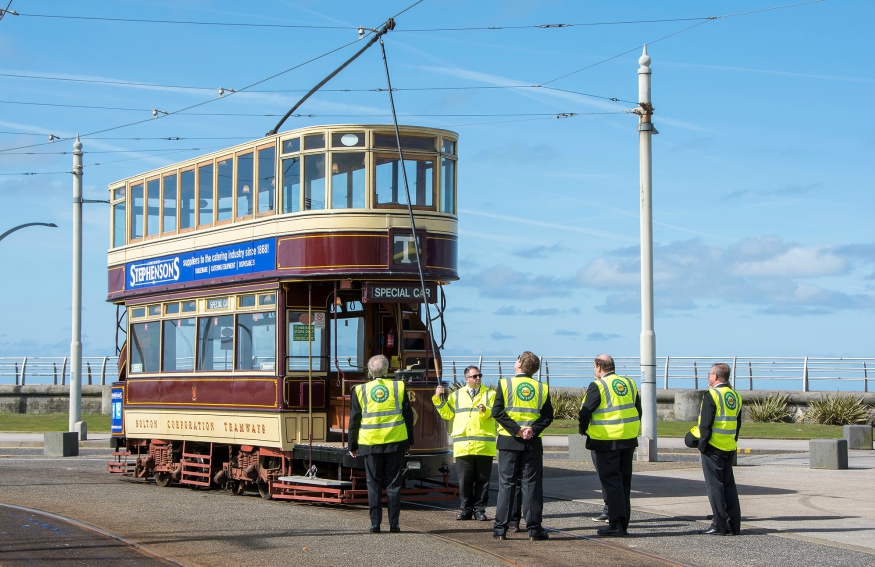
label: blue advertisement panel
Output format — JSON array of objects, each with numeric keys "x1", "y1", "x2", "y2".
[
  {"x1": 126, "y1": 238, "x2": 276, "y2": 289},
  {"x1": 111, "y1": 387, "x2": 124, "y2": 434}
]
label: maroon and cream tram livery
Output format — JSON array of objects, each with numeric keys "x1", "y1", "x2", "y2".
[{"x1": 105, "y1": 124, "x2": 459, "y2": 502}]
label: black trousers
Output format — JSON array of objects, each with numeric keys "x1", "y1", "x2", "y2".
[
  {"x1": 493, "y1": 448, "x2": 543, "y2": 535},
  {"x1": 701, "y1": 447, "x2": 741, "y2": 533},
  {"x1": 456, "y1": 454, "x2": 493, "y2": 514},
  {"x1": 363, "y1": 450, "x2": 405, "y2": 528},
  {"x1": 593, "y1": 447, "x2": 635, "y2": 530},
  {"x1": 590, "y1": 450, "x2": 608, "y2": 511},
  {"x1": 508, "y1": 479, "x2": 524, "y2": 526}
]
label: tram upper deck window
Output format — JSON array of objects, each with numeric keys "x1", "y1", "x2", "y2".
[
  {"x1": 179, "y1": 169, "x2": 196, "y2": 231},
  {"x1": 374, "y1": 133, "x2": 436, "y2": 152},
  {"x1": 163, "y1": 317, "x2": 195, "y2": 371},
  {"x1": 287, "y1": 311, "x2": 325, "y2": 371},
  {"x1": 131, "y1": 183, "x2": 144, "y2": 240},
  {"x1": 198, "y1": 163, "x2": 214, "y2": 227},
  {"x1": 197, "y1": 315, "x2": 234, "y2": 371},
  {"x1": 442, "y1": 139, "x2": 456, "y2": 155},
  {"x1": 130, "y1": 321, "x2": 160, "y2": 374},
  {"x1": 375, "y1": 155, "x2": 434, "y2": 208},
  {"x1": 282, "y1": 156, "x2": 301, "y2": 213},
  {"x1": 217, "y1": 157, "x2": 233, "y2": 222},
  {"x1": 257, "y1": 146, "x2": 276, "y2": 215},
  {"x1": 146, "y1": 178, "x2": 160, "y2": 237},
  {"x1": 332, "y1": 132, "x2": 365, "y2": 148},
  {"x1": 303, "y1": 154, "x2": 326, "y2": 211},
  {"x1": 236, "y1": 311, "x2": 276, "y2": 371},
  {"x1": 282, "y1": 138, "x2": 300, "y2": 154},
  {"x1": 441, "y1": 156, "x2": 455, "y2": 214},
  {"x1": 163, "y1": 173, "x2": 178, "y2": 233},
  {"x1": 304, "y1": 133, "x2": 325, "y2": 150},
  {"x1": 236, "y1": 152, "x2": 254, "y2": 220},
  {"x1": 331, "y1": 152, "x2": 365, "y2": 209},
  {"x1": 111, "y1": 187, "x2": 125, "y2": 247}
]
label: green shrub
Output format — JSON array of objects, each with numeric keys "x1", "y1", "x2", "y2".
[
  {"x1": 804, "y1": 392, "x2": 872, "y2": 425},
  {"x1": 747, "y1": 394, "x2": 792, "y2": 423},
  {"x1": 550, "y1": 389, "x2": 584, "y2": 420}
]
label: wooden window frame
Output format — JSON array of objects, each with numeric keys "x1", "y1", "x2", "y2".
[
  {"x1": 129, "y1": 180, "x2": 146, "y2": 243},
  {"x1": 372, "y1": 152, "x2": 438, "y2": 211},
  {"x1": 256, "y1": 142, "x2": 277, "y2": 219},
  {"x1": 178, "y1": 166, "x2": 197, "y2": 234},
  {"x1": 161, "y1": 170, "x2": 180, "y2": 236},
  {"x1": 144, "y1": 175, "x2": 161, "y2": 240},
  {"x1": 215, "y1": 154, "x2": 234, "y2": 227},
  {"x1": 235, "y1": 149, "x2": 255, "y2": 222},
  {"x1": 197, "y1": 160, "x2": 215, "y2": 229}
]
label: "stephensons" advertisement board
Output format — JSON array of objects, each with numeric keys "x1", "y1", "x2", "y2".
[{"x1": 126, "y1": 238, "x2": 276, "y2": 289}]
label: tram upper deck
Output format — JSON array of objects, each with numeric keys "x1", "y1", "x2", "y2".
[{"x1": 106, "y1": 124, "x2": 458, "y2": 302}]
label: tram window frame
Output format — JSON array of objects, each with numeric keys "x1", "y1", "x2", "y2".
[
  {"x1": 162, "y1": 171, "x2": 179, "y2": 234},
  {"x1": 235, "y1": 150, "x2": 255, "y2": 221},
  {"x1": 282, "y1": 137, "x2": 300, "y2": 154},
  {"x1": 238, "y1": 295, "x2": 257, "y2": 309},
  {"x1": 374, "y1": 132, "x2": 436, "y2": 152},
  {"x1": 111, "y1": 186, "x2": 126, "y2": 248},
  {"x1": 145, "y1": 176, "x2": 161, "y2": 238},
  {"x1": 179, "y1": 167, "x2": 197, "y2": 233},
  {"x1": 164, "y1": 302, "x2": 180, "y2": 315},
  {"x1": 281, "y1": 154, "x2": 301, "y2": 214},
  {"x1": 303, "y1": 153, "x2": 327, "y2": 211},
  {"x1": 329, "y1": 151, "x2": 366, "y2": 210},
  {"x1": 197, "y1": 314, "x2": 235, "y2": 372},
  {"x1": 216, "y1": 155, "x2": 234, "y2": 225},
  {"x1": 197, "y1": 161, "x2": 215, "y2": 228},
  {"x1": 162, "y1": 316, "x2": 196, "y2": 372},
  {"x1": 441, "y1": 138, "x2": 456, "y2": 155},
  {"x1": 286, "y1": 310, "x2": 326, "y2": 372},
  {"x1": 130, "y1": 320, "x2": 161, "y2": 374},
  {"x1": 441, "y1": 155, "x2": 456, "y2": 214},
  {"x1": 374, "y1": 153, "x2": 436, "y2": 210},
  {"x1": 256, "y1": 143, "x2": 277, "y2": 217},
  {"x1": 258, "y1": 293, "x2": 276, "y2": 307},
  {"x1": 331, "y1": 132, "x2": 366, "y2": 148},
  {"x1": 236, "y1": 310, "x2": 277, "y2": 371},
  {"x1": 130, "y1": 181, "x2": 145, "y2": 242},
  {"x1": 304, "y1": 133, "x2": 325, "y2": 150}
]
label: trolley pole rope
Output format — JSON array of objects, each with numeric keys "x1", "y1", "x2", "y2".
[{"x1": 378, "y1": 38, "x2": 441, "y2": 382}]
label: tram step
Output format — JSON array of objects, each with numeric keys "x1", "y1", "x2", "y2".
[
  {"x1": 180, "y1": 452, "x2": 213, "y2": 486},
  {"x1": 277, "y1": 475, "x2": 352, "y2": 488}
]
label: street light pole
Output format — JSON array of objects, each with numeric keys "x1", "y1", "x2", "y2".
[
  {"x1": 0, "y1": 222, "x2": 58, "y2": 243},
  {"x1": 637, "y1": 46, "x2": 657, "y2": 461},
  {"x1": 69, "y1": 136, "x2": 83, "y2": 434}
]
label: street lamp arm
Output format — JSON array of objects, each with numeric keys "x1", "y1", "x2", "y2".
[{"x1": 0, "y1": 222, "x2": 58, "y2": 243}]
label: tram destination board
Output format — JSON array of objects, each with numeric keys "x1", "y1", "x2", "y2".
[{"x1": 362, "y1": 282, "x2": 437, "y2": 303}]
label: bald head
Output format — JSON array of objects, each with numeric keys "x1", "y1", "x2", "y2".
[{"x1": 594, "y1": 354, "x2": 615, "y2": 377}]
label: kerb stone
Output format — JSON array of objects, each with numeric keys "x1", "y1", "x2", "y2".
[
  {"x1": 843, "y1": 425, "x2": 873, "y2": 450},
  {"x1": 809, "y1": 438, "x2": 848, "y2": 470}
]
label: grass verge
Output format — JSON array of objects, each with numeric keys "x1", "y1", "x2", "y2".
[
  {"x1": 0, "y1": 413, "x2": 111, "y2": 433},
  {"x1": 544, "y1": 419, "x2": 850, "y2": 439}
]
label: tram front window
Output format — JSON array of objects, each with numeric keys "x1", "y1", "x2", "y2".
[
  {"x1": 331, "y1": 152, "x2": 365, "y2": 209},
  {"x1": 163, "y1": 317, "x2": 195, "y2": 371},
  {"x1": 375, "y1": 156, "x2": 434, "y2": 208},
  {"x1": 236, "y1": 312, "x2": 276, "y2": 371},
  {"x1": 287, "y1": 311, "x2": 325, "y2": 371},
  {"x1": 197, "y1": 315, "x2": 234, "y2": 371},
  {"x1": 304, "y1": 154, "x2": 326, "y2": 211},
  {"x1": 130, "y1": 321, "x2": 160, "y2": 373}
]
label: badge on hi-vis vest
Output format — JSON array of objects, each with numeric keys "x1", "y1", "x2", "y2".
[
  {"x1": 724, "y1": 391, "x2": 737, "y2": 410},
  {"x1": 515, "y1": 382, "x2": 536, "y2": 402},
  {"x1": 370, "y1": 384, "x2": 390, "y2": 403},
  {"x1": 612, "y1": 379, "x2": 628, "y2": 397}
]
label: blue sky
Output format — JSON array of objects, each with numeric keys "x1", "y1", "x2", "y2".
[{"x1": 0, "y1": 0, "x2": 872, "y2": 358}]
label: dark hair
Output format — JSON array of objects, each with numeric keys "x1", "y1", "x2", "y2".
[
  {"x1": 463, "y1": 365, "x2": 480, "y2": 377},
  {"x1": 594, "y1": 355, "x2": 615, "y2": 374},
  {"x1": 711, "y1": 363, "x2": 731, "y2": 383},
  {"x1": 518, "y1": 351, "x2": 540, "y2": 376}
]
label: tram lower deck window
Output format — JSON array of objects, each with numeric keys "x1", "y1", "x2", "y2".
[
  {"x1": 130, "y1": 322, "x2": 160, "y2": 373},
  {"x1": 198, "y1": 315, "x2": 234, "y2": 371},
  {"x1": 163, "y1": 318, "x2": 195, "y2": 371},
  {"x1": 236, "y1": 312, "x2": 276, "y2": 371}
]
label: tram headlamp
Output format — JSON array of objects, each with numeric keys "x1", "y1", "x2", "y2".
[{"x1": 406, "y1": 461, "x2": 421, "y2": 470}]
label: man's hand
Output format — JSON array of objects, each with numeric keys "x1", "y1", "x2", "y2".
[
  {"x1": 435, "y1": 385, "x2": 444, "y2": 397},
  {"x1": 476, "y1": 403, "x2": 486, "y2": 413},
  {"x1": 349, "y1": 450, "x2": 358, "y2": 458},
  {"x1": 519, "y1": 427, "x2": 534, "y2": 440}
]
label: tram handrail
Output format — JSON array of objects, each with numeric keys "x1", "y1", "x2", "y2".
[{"x1": 1, "y1": 356, "x2": 871, "y2": 392}]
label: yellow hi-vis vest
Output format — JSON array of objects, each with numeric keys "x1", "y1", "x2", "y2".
[
  {"x1": 693, "y1": 385, "x2": 741, "y2": 452},
  {"x1": 585, "y1": 374, "x2": 640, "y2": 441},
  {"x1": 496, "y1": 376, "x2": 548, "y2": 437},
  {"x1": 433, "y1": 386, "x2": 497, "y2": 457},
  {"x1": 356, "y1": 378, "x2": 408, "y2": 446}
]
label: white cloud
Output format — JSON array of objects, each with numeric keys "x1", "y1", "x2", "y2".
[{"x1": 736, "y1": 246, "x2": 847, "y2": 278}]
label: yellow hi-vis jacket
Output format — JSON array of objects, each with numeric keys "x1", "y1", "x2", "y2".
[
  {"x1": 496, "y1": 376, "x2": 548, "y2": 438},
  {"x1": 692, "y1": 385, "x2": 741, "y2": 452},
  {"x1": 433, "y1": 386, "x2": 497, "y2": 457},
  {"x1": 355, "y1": 378, "x2": 409, "y2": 446},
  {"x1": 585, "y1": 373, "x2": 640, "y2": 441}
]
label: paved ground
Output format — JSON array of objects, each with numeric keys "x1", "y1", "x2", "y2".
[{"x1": 0, "y1": 436, "x2": 873, "y2": 567}]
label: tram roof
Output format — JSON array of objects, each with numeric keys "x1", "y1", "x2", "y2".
[{"x1": 108, "y1": 123, "x2": 458, "y2": 188}]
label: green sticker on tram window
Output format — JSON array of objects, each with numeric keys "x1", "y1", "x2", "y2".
[
  {"x1": 724, "y1": 391, "x2": 737, "y2": 410},
  {"x1": 515, "y1": 382, "x2": 536, "y2": 402},
  {"x1": 611, "y1": 379, "x2": 629, "y2": 397},
  {"x1": 370, "y1": 384, "x2": 390, "y2": 404},
  {"x1": 292, "y1": 325, "x2": 315, "y2": 341}
]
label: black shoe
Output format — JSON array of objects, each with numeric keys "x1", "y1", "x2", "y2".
[
  {"x1": 529, "y1": 529, "x2": 550, "y2": 541},
  {"x1": 597, "y1": 524, "x2": 627, "y2": 537},
  {"x1": 699, "y1": 525, "x2": 729, "y2": 535},
  {"x1": 493, "y1": 532, "x2": 507, "y2": 540},
  {"x1": 389, "y1": 526, "x2": 401, "y2": 533},
  {"x1": 592, "y1": 513, "x2": 610, "y2": 522},
  {"x1": 369, "y1": 525, "x2": 381, "y2": 533},
  {"x1": 456, "y1": 512, "x2": 472, "y2": 520},
  {"x1": 474, "y1": 511, "x2": 489, "y2": 521},
  {"x1": 731, "y1": 530, "x2": 741, "y2": 536}
]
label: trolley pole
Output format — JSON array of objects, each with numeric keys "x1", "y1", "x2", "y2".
[
  {"x1": 636, "y1": 46, "x2": 657, "y2": 461},
  {"x1": 69, "y1": 136, "x2": 83, "y2": 434}
]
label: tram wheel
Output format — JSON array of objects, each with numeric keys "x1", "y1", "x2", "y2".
[
  {"x1": 257, "y1": 480, "x2": 272, "y2": 500},
  {"x1": 154, "y1": 472, "x2": 172, "y2": 487}
]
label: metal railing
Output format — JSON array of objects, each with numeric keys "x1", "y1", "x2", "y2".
[
  {"x1": 440, "y1": 356, "x2": 874, "y2": 392},
  {"x1": 0, "y1": 356, "x2": 118, "y2": 386},
  {"x1": 1, "y1": 355, "x2": 871, "y2": 392}
]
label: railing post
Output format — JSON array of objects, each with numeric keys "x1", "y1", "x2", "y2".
[
  {"x1": 101, "y1": 356, "x2": 108, "y2": 386},
  {"x1": 452, "y1": 360, "x2": 457, "y2": 384},
  {"x1": 498, "y1": 360, "x2": 503, "y2": 380},
  {"x1": 731, "y1": 356, "x2": 737, "y2": 389},
  {"x1": 87, "y1": 361, "x2": 92, "y2": 385},
  {"x1": 14, "y1": 361, "x2": 19, "y2": 386},
  {"x1": 61, "y1": 357, "x2": 67, "y2": 386},
  {"x1": 537, "y1": 357, "x2": 543, "y2": 381},
  {"x1": 693, "y1": 360, "x2": 698, "y2": 390},
  {"x1": 20, "y1": 357, "x2": 27, "y2": 386},
  {"x1": 864, "y1": 362, "x2": 868, "y2": 393},
  {"x1": 478, "y1": 356, "x2": 482, "y2": 380},
  {"x1": 802, "y1": 356, "x2": 809, "y2": 392},
  {"x1": 53, "y1": 361, "x2": 58, "y2": 385},
  {"x1": 545, "y1": 360, "x2": 550, "y2": 386},
  {"x1": 663, "y1": 356, "x2": 669, "y2": 389},
  {"x1": 748, "y1": 360, "x2": 753, "y2": 391}
]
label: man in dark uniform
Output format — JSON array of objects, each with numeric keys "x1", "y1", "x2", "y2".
[
  {"x1": 491, "y1": 351, "x2": 554, "y2": 541},
  {"x1": 348, "y1": 354, "x2": 414, "y2": 533},
  {"x1": 695, "y1": 363, "x2": 742, "y2": 536},
  {"x1": 578, "y1": 354, "x2": 641, "y2": 536}
]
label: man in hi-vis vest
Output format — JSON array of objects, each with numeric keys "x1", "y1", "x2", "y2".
[
  {"x1": 433, "y1": 365, "x2": 496, "y2": 521},
  {"x1": 491, "y1": 351, "x2": 553, "y2": 541},
  {"x1": 692, "y1": 363, "x2": 742, "y2": 536},
  {"x1": 348, "y1": 355, "x2": 414, "y2": 534},
  {"x1": 578, "y1": 354, "x2": 641, "y2": 537}
]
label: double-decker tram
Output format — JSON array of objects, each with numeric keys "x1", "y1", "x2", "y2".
[{"x1": 106, "y1": 124, "x2": 459, "y2": 503}]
